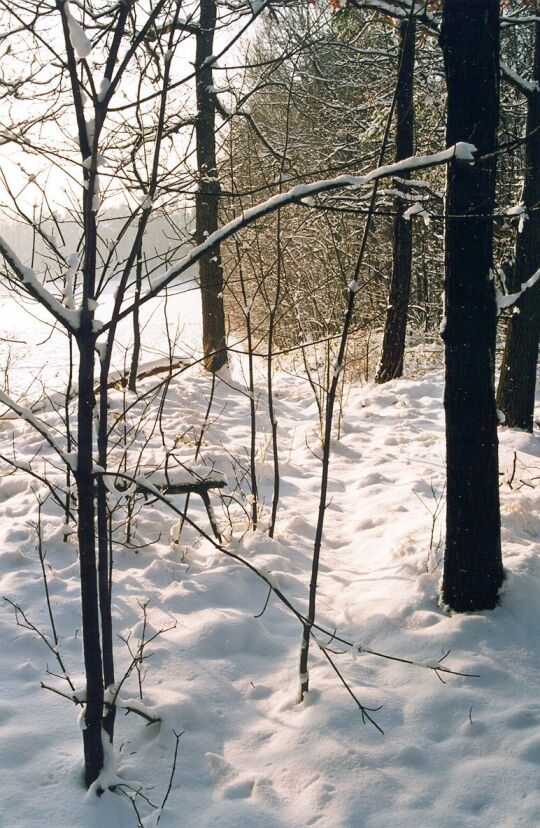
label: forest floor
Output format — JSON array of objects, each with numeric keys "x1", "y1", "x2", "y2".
[{"x1": 0, "y1": 349, "x2": 539, "y2": 827}]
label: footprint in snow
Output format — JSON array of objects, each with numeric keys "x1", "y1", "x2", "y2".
[
  {"x1": 0, "y1": 703, "x2": 15, "y2": 724},
  {"x1": 206, "y1": 752, "x2": 235, "y2": 782},
  {"x1": 206, "y1": 753, "x2": 264, "y2": 800},
  {"x1": 519, "y1": 736, "x2": 540, "y2": 764},
  {"x1": 356, "y1": 516, "x2": 384, "y2": 531},
  {"x1": 248, "y1": 683, "x2": 272, "y2": 700},
  {"x1": 38, "y1": 771, "x2": 58, "y2": 788},
  {"x1": 5, "y1": 528, "x2": 30, "y2": 542},
  {"x1": 223, "y1": 778, "x2": 255, "y2": 799},
  {"x1": 505, "y1": 705, "x2": 540, "y2": 730}
]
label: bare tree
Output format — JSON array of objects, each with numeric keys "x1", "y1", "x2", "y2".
[
  {"x1": 195, "y1": 0, "x2": 228, "y2": 372},
  {"x1": 375, "y1": 13, "x2": 416, "y2": 382}
]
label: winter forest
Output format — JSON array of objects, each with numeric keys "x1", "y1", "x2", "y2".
[{"x1": 0, "y1": 0, "x2": 539, "y2": 825}]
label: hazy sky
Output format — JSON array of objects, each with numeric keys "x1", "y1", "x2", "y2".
[{"x1": 0, "y1": 0, "x2": 261, "y2": 216}]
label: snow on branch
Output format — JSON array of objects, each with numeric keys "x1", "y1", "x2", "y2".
[
  {"x1": 355, "y1": 2, "x2": 539, "y2": 101},
  {"x1": 501, "y1": 14, "x2": 540, "y2": 27},
  {"x1": 353, "y1": 0, "x2": 539, "y2": 101},
  {"x1": 0, "y1": 388, "x2": 75, "y2": 470},
  {"x1": 496, "y1": 265, "x2": 540, "y2": 315},
  {"x1": 0, "y1": 235, "x2": 80, "y2": 333},
  {"x1": 501, "y1": 62, "x2": 540, "y2": 96},
  {"x1": 352, "y1": 0, "x2": 438, "y2": 32},
  {"x1": 64, "y1": 0, "x2": 93, "y2": 60},
  {"x1": 106, "y1": 142, "x2": 475, "y2": 331}
]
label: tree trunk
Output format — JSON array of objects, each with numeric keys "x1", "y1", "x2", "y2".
[
  {"x1": 195, "y1": 0, "x2": 228, "y2": 373},
  {"x1": 496, "y1": 15, "x2": 540, "y2": 432},
  {"x1": 76, "y1": 118, "x2": 109, "y2": 781},
  {"x1": 128, "y1": 252, "x2": 143, "y2": 392},
  {"x1": 76, "y1": 315, "x2": 105, "y2": 787},
  {"x1": 440, "y1": 0, "x2": 504, "y2": 612},
  {"x1": 375, "y1": 17, "x2": 416, "y2": 383}
]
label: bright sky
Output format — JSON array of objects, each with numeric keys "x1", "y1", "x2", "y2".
[{"x1": 0, "y1": 0, "x2": 262, "y2": 216}]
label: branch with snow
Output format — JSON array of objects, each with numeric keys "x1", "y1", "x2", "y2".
[
  {"x1": 103, "y1": 142, "x2": 476, "y2": 332},
  {"x1": 496, "y1": 265, "x2": 540, "y2": 315},
  {"x1": 403, "y1": 201, "x2": 431, "y2": 225},
  {"x1": 352, "y1": 1, "x2": 539, "y2": 100},
  {"x1": 0, "y1": 388, "x2": 75, "y2": 470},
  {"x1": 506, "y1": 202, "x2": 528, "y2": 233},
  {"x1": 0, "y1": 235, "x2": 80, "y2": 332},
  {"x1": 501, "y1": 62, "x2": 540, "y2": 97},
  {"x1": 0, "y1": 453, "x2": 74, "y2": 518},
  {"x1": 64, "y1": 0, "x2": 93, "y2": 60}
]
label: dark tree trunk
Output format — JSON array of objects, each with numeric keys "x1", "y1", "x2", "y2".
[
  {"x1": 76, "y1": 131, "x2": 110, "y2": 783},
  {"x1": 76, "y1": 315, "x2": 105, "y2": 787},
  {"x1": 195, "y1": 0, "x2": 228, "y2": 373},
  {"x1": 497, "y1": 16, "x2": 540, "y2": 432},
  {"x1": 375, "y1": 17, "x2": 416, "y2": 383},
  {"x1": 440, "y1": 0, "x2": 504, "y2": 612},
  {"x1": 97, "y1": 433, "x2": 115, "y2": 741}
]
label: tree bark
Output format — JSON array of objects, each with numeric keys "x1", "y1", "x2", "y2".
[
  {"x1": 496, "y1": 15, "x2": 540, "y2": 432},
  {"x1": 76, "y1": 315, "x2": 105, "y2": 787},
  {"x1": 440, "y1": 0, "x2": 504, "y2": 612},
  {"x1": 375, "y1": 17, "x2": 416, "y2": 383},
  {"x1": 128, "y1": 252, "x2": 143, "y2": 393},
  {"x1": 195, "y1": 0, "x2": 228, "y2": 373}
]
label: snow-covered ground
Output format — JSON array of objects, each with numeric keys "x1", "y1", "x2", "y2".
[
  {"x1": 0, "y1": 352, "x2": 539, "y2": 827},
  {"x1": 0, "y1": 273, "x2": 202, "y2": 396}
]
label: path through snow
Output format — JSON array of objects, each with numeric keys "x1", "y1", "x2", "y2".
[{"x1": 0, "y1": 365, "x2": 539, "y2": 827}]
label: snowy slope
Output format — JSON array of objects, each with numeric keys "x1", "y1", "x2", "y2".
[{"x1": 0, "y1": 362, "x2": 539, "y2": 827}]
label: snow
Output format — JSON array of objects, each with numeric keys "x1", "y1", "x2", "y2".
[
  {"x1": 501, "y1": 62, "x2": 540, "y2": 95},
  {"x1": 0, "y1": 343, "x2": 539, "y2": 826},
  {"x1": 92, "y1": 175, "x2": 101, "y2": 213},
  {"x1": 0, "y1": 269, "x2": 202, "y2": 397},
  {"x1": 507, "y1": 203, "x2": 528, "y2": 233},
  {"x1": 64, "y1": 253, "x2": 77, "y2": 310},
  {"x1": 85, "y1": 118, "x2": 95, "y2": 146},
  {"x1": 403, "y1": 202, "x2": 430, "y2": 225},
  {"x1": 454, "y1": 142, "x2": 477, "y2": 162},
  {"x1": 0, "y1": 387, "x2": 72, "y2": 466},
  {"x1": 250, "y1": 0, "x2": 266, "y2": 14},
  {"x1": 64, "y1": 1, "x2": 93, "y2": 60},
  {"x1": 98, "y1": 78, "x2": 111, "y2": 102},
  {"x1": 83, "y1": 155, "x2": 106, "y2": 170},
  {"x1": 496, "y1": 266, "x2": 540, "y2": 314}
]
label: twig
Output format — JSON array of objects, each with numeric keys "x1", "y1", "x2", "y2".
[
  {"x1": 158, "y1": 730, "x2": 184, "y2": 821},
  {"x1": 316, "y1": 640, "x2": 384, "y2": 734}
]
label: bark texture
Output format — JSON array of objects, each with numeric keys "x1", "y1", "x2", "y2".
[
  {"x1": 496, "y1": 15, "x2": 540, "y2": 432},
  {"x1": 440, "y1": 0, "x2": 504, "y2": 612},
  {"x1": 195, "y1": 0, "x2": 228, "y2": 372},
  {"x1": 76, "y1": 316, "x2": 105, "y2": 787},
  {"x1": 375, "y1": 17, "x2": 416, "y2": 383}
]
